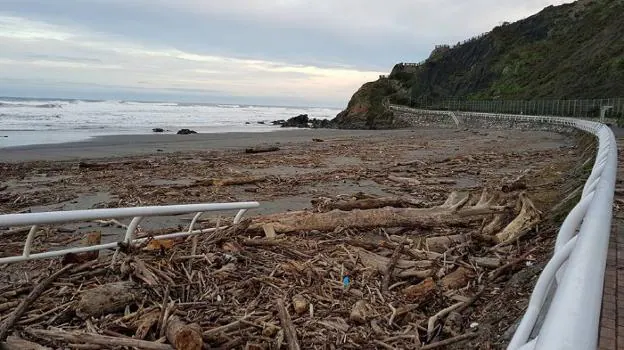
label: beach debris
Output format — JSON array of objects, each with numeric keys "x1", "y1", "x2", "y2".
[
  {"x1": 245, "y1": 146, "x2": 280, "y2": 154},
  {"x1": 0, "y1": 126, "x2": 587, "y2": 349}
]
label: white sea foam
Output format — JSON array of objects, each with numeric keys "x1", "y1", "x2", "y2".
[{"x1": 0, "y1": 98, "x2": 340, "y2": 147}]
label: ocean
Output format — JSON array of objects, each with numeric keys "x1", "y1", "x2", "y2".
[{"x1": 0, "y1": 97, "x2": 341, "y2": 148}]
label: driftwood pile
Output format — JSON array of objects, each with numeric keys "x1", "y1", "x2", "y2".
[{"x1": 0, "y1": 187, "x2": 542, "y2": 349}]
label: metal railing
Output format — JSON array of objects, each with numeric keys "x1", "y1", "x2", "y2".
[
  {"x1": 0, "y1": 201, "x2": 260, "y2": 264},
  {"x1": 393, "y1": 106, "x2": 617, "y2": 350},
  {"x1": 400, "y1": 97, "x2": 624, "y2": 120}
]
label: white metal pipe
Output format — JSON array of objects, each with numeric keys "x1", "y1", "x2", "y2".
[
  {"x1": 0, "y1": 225, "x2": 228, "y2": 264},
  {"x1": 0, "y1": 202, "x2": 260, "y2": 227},
  {"x1": 233, "y1": 209, "x2": 248, "y2": 224},
  {"x1": 534, "y1": 128, "x2": 616, "y2": 350},
  {"x1": 507, "y1": 236, "x2": 578, "y2": 349}
]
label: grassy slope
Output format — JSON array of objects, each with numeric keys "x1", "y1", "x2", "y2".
[{"x1": 334, "y1": 0, "x2": 624, "y2": 128}]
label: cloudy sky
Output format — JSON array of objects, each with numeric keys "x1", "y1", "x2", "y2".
[{"x1": 1, "y1": 0, "x2": 569, "y2": 107}]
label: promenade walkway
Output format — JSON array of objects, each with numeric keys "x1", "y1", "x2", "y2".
[{"x1": 600, "y1": 132, "x2": 624, "y2": 349}]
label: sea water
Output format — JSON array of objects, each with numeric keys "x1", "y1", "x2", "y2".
[{"x1": 0, "y1": 97, "x2": 340, "y2": 148}]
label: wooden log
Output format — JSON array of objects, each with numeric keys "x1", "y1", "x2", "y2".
[
  {"x1": 420, "y1": 234, "x2": 467, "y2": 253},
  {"x1": 194, "y1": 176, "x2": 266, "y2": 187},
  {"x1": 250, "y1": 204, "x2": 506, "y2": 234},
  {"x1": 439, "y1": 267, "x2": 474, "y2": 290},
  {"x1": 165, "y1": 316, "x2": 203, "y2": 350},
  {"x1": 75, "y1": 281, "x2": 142, "y2": 319},
  {"x1": 389, "y1": 175, "x2": 456, "y2": 186},
  {"x1": 357, "y1": 249, "x2": 432, "y2": 277},
  {"x1": 245, "y1": 146, "x2": 279, "y2": 154},
  {"x1": 25, "y1": 329, "x2": 173, "y2": 350},
  {"x1": 403, "y1": 277, "x2": 436, "y2": 302},
  {"x1": 471, "y1": 256, "x2": 501, "y2": 269},
  {"x1": 314, "y1": 197, "x2": 425, "y2": 212},
  {"x1": 0, "y1": 336, "x2": 49, "y2": 350}
]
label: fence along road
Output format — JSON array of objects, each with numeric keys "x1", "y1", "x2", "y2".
[{"x1": 391, "y1": 105, "x2": 617, "y2": 350}]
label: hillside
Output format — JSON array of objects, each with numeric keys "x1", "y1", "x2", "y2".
[{"x1": 334, "y1": 0, "x2": 624, "y2": 128}]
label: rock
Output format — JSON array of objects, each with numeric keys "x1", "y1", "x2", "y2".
[
  {"x1": 245, "y1": 122, "x2": 251, "y2": 125},
  {"x1": 257, "y1": 121, "x2": 266, "y2": 124},
  {"x1": 349, "y1": 300, "x2": 371, "y2": 324},
  {"x1": 272, "y1": 119, "x2": 286, "y2": 126},
  {"x1": 281, "y1": 114, "x2": 310, "y2": 128},
  {"x1": 152, "y1": 128, "x2": 164, "y2": 132},
  {"x1": 177, "y1": 129, "x2": 198, "y2": 135}
]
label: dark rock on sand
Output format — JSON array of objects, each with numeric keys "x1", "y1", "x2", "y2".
[
  {"x1": 177, "y1": 129, "x2": 198, "y2": 135},
  {"x1": 152, "y1": 128, "x2": 164, "y2": 133},
  {"x1": 282, "y1": 114, "x2": 310, "y2": 128}
]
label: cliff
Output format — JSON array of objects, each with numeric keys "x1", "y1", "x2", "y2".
[{"x1": 334, "y1": 0, "x2": 624, "y2": 128}]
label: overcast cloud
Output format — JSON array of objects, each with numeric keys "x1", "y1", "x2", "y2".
[{"x1": 0, "y1": 0, "x2": 570, "y2": 107}]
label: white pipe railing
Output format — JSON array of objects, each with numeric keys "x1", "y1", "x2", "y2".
[
  {"x1": 0, "y1": 201, "x2": 260, "y2": 264},
  {"x1": 392, "y1": 106, "x2": 617, "y2": 350}
]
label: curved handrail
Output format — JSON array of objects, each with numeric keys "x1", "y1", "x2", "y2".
[{"x1": 391, "y1": 106, "x2": 617, "y2": 350}]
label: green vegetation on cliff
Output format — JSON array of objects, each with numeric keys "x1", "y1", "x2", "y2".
[{"x1": 334, "y1": 0, "x2": 624, "y2": 128}]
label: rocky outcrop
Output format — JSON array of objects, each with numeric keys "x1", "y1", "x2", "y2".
[
  {"x1": 332, "y1": 79, "x2": 409, "y2": 130},
  {"x1": 273, "y1": 114, "x2": 333, "y2": 129},
  {"x1": 176, "y1": 129, "x2": 197, "y2": 135}
]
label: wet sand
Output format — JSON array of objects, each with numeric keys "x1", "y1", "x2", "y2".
[{"x1": 0, "y1": 129, "x2": 393, "y2": 162}]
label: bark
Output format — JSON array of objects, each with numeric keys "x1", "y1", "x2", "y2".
[
  {"x1": 439, "y1": 267, "x2": 474, "y2": 290},
  {"x1": 61, "y1": 231, "x2": 101, "y2": 265},
  {"x1": 134, "y1": 310, "x2": 161, "y2": 340},
  {"x1": 403, "y1": 277, "x2": 436, "y2": 302},
  {"x1": 75, "y1": 281, "x2": 142, "y2": 319},
  {"x1": 165, "y1": 316, "x2": 203, "y2": 350}
]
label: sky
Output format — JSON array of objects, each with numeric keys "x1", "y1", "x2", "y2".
[{"x1": 0, "y1": 0, "x2": 571, "y2": 107}]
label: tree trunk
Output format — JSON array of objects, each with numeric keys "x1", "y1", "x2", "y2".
[
  {"x1": 165, "y1": 316, "x2": 203, "y2": 350},
  {"x1": 75, "y1": 281, "x2": 141, "y2": 319},
  {"x1": 250, "y1": 206, "x2": 505, "y2": 234},
  {"x1": 314, "y1": 197, "x2": 425, "y2": 212},
  {"x1": 494, "y1": 193, "x2": 541, "y2": 243}
]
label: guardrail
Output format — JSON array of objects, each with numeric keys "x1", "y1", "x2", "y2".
[
  {"x1": 0, "y1": 201, "x2": 260, "y2": 264},
  {"x1": 392, "y1": 106, "x2": 617, "y2": 350}
]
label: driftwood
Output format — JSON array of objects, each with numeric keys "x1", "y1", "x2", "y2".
[
  {"x1": 389, "y1": 175, "x2": 456, "y2": 186},
  {"x1": 245, "y1": 146, "x2": 280, "y2": 154},
  {"x1": 0, "y1": 264, "x2": 74, "y2": 341},
  {"x1": 494, "y1": 193, "x2": 541, "y2": 243},
  {"x1": 194, "y1": 176, "x2": 266, "y2": 187},
  {"x1": 276, "y1": 299, "x2": 300, "y2": 350},
  {"x1": 312, "y1": 196, "x2": 425, "y2": 212},
  {"x1": 251, "y1": 191, "x2": 507, "y2": 233},
  {"x1": 165, "y1": 316, "x2": 203, "y2": 350},
  {"x1": 75, "y1": 281, "x2": 142, "y2": 319},
  {"x1": 0, "y1": 336, "x2": 49, "y2": 350},
  {"x1": 25, "y1": 329, "x2": 173, "y2": 350}
]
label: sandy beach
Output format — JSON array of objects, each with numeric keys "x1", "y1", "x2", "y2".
[{"x1": 0, "y1": 126, "x2": 587, "y2": 348}]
